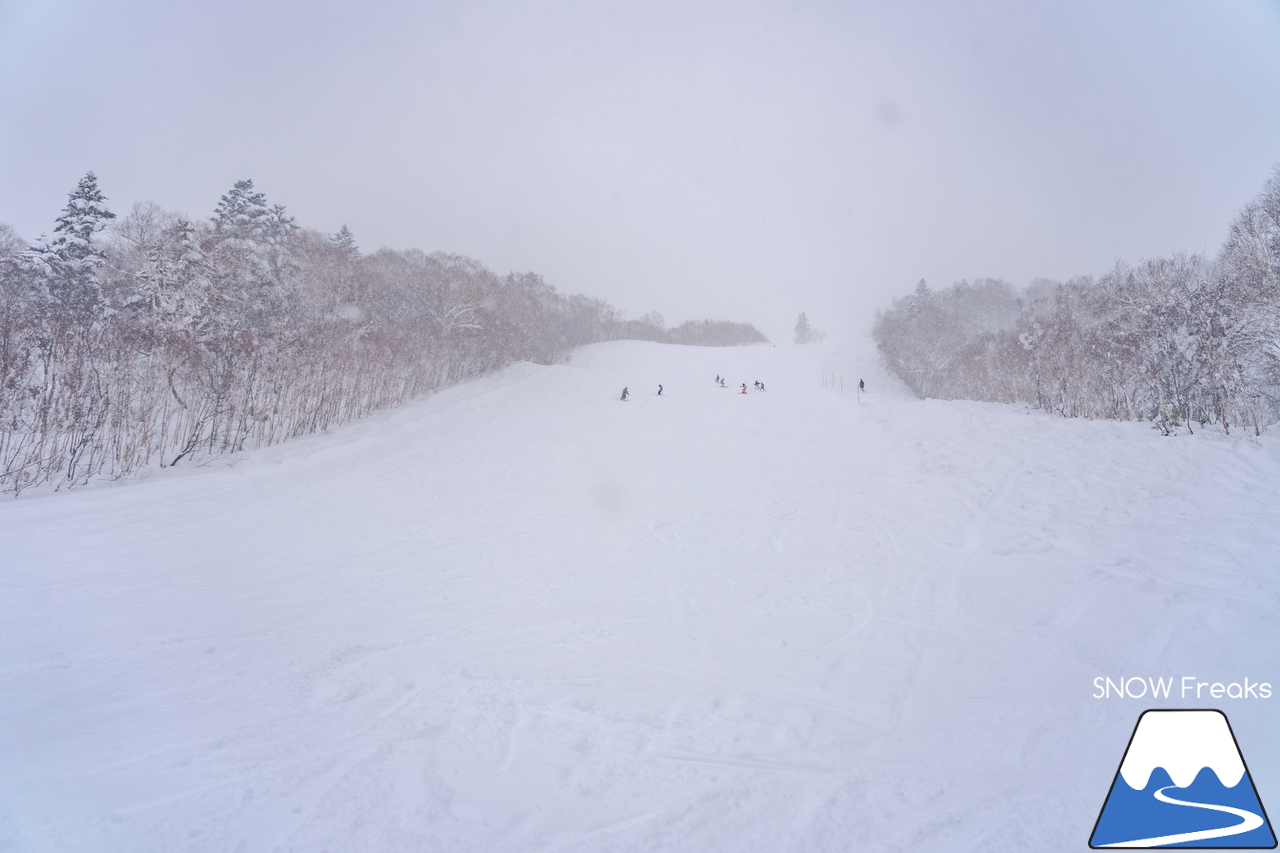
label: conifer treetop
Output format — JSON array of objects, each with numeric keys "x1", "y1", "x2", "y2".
[
  {"x1": 331, "y1": 224, "x2": 359, "y2": 256},
  {"x1": 51, "y1": 171, "x2": 116, "y2": 262},
  {"x1": 213, "y1": 179, "x2": 296, "y2": 242}
]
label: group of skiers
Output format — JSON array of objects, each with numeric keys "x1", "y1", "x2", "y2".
[
  {"x1": 621, "y1": 376, "x2": 863, "y2": 401},
  {"x1": 620, "y1": 385, "x2": 658, "y2": 400},
  {"x1": 713, "y1": 375, "x2": 764, "y2": 392},
  {"x1": 620, "y1": 376, "x2": 768, "y2": 400}
]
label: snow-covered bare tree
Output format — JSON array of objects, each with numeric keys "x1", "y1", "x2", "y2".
[
  {"x1": 0, "y1": 177, "x2": 769, "y2": 494},
  {"x1": 0, "y1": 223, "x2": 23, "y2": 259},
  {"x1": 873, "y1": 165, "x2": 1280, "y2": 436}
]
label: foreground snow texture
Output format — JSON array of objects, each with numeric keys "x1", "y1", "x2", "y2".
[{"x1": 3, "y1": 340, "x2": 1280, "y2": 852}]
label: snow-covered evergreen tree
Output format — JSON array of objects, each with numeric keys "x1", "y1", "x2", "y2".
[
  {"x1": 794, "y1": 312, "x2": 824, "y2": 344},
  {"x1": 19, "y1": 172, "x2": 116, "y2": 312},
  {"x1": 214, "y1": 180, "x2": 274, "y2": 240},
  {"x1": 208, "y1": 179, "x2": 298, "y2": 327},
  {"x1": 331, "y1": 224, "x2": 359, "y2": 257},
  {"x1": 52, "y1": 172, "x2": 116, "y2": 264},
  {"x1": 794, "y1": 312, "x2": 813, "y2": 344}
]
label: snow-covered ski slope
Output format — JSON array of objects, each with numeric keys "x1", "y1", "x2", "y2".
[{"x1": 3, "y1": 339, "x2": 1279, "y2": 852}]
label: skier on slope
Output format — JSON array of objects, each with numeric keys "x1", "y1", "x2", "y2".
[
  {"x1": 715, "y1": 375, "x2": 720, "y2": 384},
  {"x1": 621, "y1": 387, "x2": 629, "y2": 401},
  {"x1": 720, "y1": 378, "x2": 726, "y2": 388},
  {"x1": 740, "y1": 383, "x2": 748, "y2": 394},
  {"x1": 657, "y1": 384, "x2": 663, "y2": 396},
  {"x1": 859, "y1": 379, "x2": 865, "y2": 391}
]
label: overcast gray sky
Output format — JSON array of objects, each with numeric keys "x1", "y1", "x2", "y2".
[{"x1": 3, "y1": 0, "x2": 1279, "y2": 341}]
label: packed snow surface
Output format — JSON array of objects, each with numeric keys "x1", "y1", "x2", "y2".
[{"x1": 3, "y1": 340, "x2": 1279, "y2": 852}]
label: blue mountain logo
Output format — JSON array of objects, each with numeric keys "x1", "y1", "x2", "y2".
[{"x1": 1090, "y1": 709, "x2": 1276, "y2": 848}]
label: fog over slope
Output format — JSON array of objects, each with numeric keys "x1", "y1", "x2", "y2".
[{"x1": 3, "y1": 2, "x2": 1279, "y2": 335}]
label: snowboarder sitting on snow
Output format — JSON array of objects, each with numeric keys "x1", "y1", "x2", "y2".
[
  {"x1": 720, "y1": 379, "x2": 726, "y2": 387},
  {"x1": 620, "y1": 387, "x2": 629, "y2": 401}
]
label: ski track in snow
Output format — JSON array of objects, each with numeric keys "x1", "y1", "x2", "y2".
[{"x1": 2, "y1": 339, "x2": 1279, "y2": 852}]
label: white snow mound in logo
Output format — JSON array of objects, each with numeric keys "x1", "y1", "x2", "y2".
[{"x1": 1119, "y1": 710, "x2": 1246, "y2": 790}]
